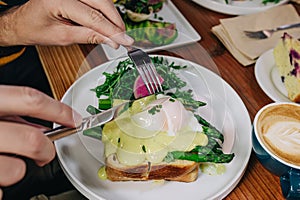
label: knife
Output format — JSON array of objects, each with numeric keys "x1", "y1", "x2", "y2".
[{"x1": 45, "y1": 102, "x2": 129, "y2": 141}]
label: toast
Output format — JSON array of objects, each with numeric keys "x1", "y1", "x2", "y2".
[{"x1": 105, "y1": 154, "x2": 199, "y2": 182}]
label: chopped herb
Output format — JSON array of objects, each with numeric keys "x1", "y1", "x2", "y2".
[
  {"x1": 262, "y1": 0, "x2": 280, "y2": 4},
  {"x1": 142, "y1": 145, "x2": 146, "y2": 153},
  {"x1": 86, "y1": 105, "x2": 101, "y2": 115},
  {"x1": 169, "y1": 98, "x2": 175, "y2": 102},
  {"x1": 167, "y1": 89, "x2": 206, "y2": 110},
  {"x1": 148, "y1": 105, "x2": 162, "y2": 115}
]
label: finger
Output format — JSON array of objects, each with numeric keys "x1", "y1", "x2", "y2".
[
  {"x1": 0, "y1": 85, "x2": 82, "y2": 127},
  {"x1": 0, "y1": 156, "x2": 26, "y2": 187},
  {"x1": 0, "y1": 121, "x2": 55, "y2": 166},
  {"x1": 0, "y1": 189, "x2": 2, "y2": 199},
  {"x1": 0, "y1": 116, "x2": 47, "y2": 131},
  {"x1": 53, "y1": 25, "x2": 120, "y2": 48},
  {"x1": 80, "y1": 0, "x2": 125, "y2": 30},
  {"x1": 60, "y1": 0, "x2": 134, "y2": 46}
]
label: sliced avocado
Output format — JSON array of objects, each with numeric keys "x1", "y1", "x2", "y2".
[{"x1": 125, "y1": 19, "x2": 178, "y2": 47}]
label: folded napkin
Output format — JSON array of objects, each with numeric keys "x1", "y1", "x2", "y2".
[{"x1": 212, "y1": 4, "x2": 300, "y2": 66}]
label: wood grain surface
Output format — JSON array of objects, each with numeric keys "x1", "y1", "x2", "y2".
[{"x1": 37, "y1": 1, "x2": 300, "y2": 199}]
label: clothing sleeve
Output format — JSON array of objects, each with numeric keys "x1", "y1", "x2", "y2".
[{"x1": 0, "y1": 0, "x2": 29, "y2": 11}]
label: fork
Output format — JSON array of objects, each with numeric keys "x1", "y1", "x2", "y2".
[
  {"x1": 244, "y1": 22, "x2": 300, "y2": 39},
  {"x1": 127, "y1": 47, "x2": 163, "y2": 94}
]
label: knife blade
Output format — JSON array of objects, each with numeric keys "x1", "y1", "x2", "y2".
[{"x1": 45, "y1": 102, "x2": 129, "y2": 141}]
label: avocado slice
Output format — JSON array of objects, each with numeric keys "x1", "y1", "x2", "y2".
[{"x1": 124, "y1": 16, "x2": 178, "y2": 47}]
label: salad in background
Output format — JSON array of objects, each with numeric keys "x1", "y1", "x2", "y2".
[{"x1": 114, "y1": 0, "x2": 178, "y2": 47}]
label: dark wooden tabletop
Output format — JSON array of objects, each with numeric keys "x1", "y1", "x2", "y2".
[{"x1": 39, "y1": 1, "x2": 300, "y2": 199}]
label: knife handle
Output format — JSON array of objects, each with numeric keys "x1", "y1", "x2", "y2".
[{"x1": 44, "y1": 126, "x2": 77, "y2": 141}]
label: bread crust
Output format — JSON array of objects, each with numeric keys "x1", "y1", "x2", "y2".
[
  {"x1": 292, "y1": 93, "x2": 300, "y2": 103},
  {"x1": 105, "y1": 154, "x2": 199, "y2": 182}
]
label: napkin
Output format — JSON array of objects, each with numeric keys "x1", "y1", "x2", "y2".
[{"x1": 211, "y1": 4, "x2": 300, "y2": 66}]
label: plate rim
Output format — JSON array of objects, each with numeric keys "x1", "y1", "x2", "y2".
[
  {"x1": 254, "y1": 48, "x2": 291, "y2": 103},
  {"x1": 55, "y1": 55, "x2": 252, "y2": 200},
  {"x1": 191, "y1": 0, "x2": 288, "y2": 15}
]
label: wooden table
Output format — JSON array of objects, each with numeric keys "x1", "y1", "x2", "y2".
[{"x1": 36, "y1": 1, "x2": 300, "y2": 199}]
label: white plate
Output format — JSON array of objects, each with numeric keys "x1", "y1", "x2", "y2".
[
  {"x1": 255, "y1": 49, "x2": 291, "y2": 102},
  {"x1": 102, "y1": 0, "x2": 201, "y2": 60},
  {"x1": 55, "y1": 55, "x2": 252, "y2": 200},
  {"x1": 192, "y1": 0, "x2": 289, "y2": 15}
]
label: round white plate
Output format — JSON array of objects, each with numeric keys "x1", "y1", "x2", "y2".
[
  {"x1": 55, "y1": 55, "x2": 252, "y2": 200},
  {"x1": 192, "y1": 0, "x2": 288, "y2": 15},
  {"x1": 255, "y1": 49, "x2": 291, "y2": 102}
]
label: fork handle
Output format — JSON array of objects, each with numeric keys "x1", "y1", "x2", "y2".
[
  {"x1": 44, "y1": 126, "x2": 77, "y2": 141},
  {"x1": 276, "y1": 22, "x2": 300, "y2": 31}
]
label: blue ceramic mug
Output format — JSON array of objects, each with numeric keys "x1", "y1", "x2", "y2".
[{"x1": 252, "y1": 102, "x2": 300, "y2": 200}]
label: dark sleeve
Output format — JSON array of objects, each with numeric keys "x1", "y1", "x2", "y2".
[{"x1": 0, "y1": 0, "x2": 29, "y2": 12}]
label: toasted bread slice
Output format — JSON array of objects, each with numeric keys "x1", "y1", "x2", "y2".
[{"x1": 105, "y1": 154, "x2": 199, "y2": 182}]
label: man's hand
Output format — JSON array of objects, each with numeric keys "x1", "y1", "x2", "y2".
[
  {"x1": 0, "y1": 0, "x2": 133, "y2": 48},
  {"x1": 0, "y1": 85, "x2": 82, "y2": 198}
]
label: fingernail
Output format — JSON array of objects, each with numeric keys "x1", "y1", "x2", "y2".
[
  {"x1": 123, "y1": 34, "x2": 134, "y2": 44},
  {"x1": 73, "y1": 111, "x2": 82, "y2": 127},
  {"x1": 104, "y1": 39, "x2": 119, "y2": 49}
]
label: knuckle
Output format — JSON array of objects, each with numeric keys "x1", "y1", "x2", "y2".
[
  {"x1": 87, "y1": 33, "x2": 103, "y2": 44},
  {"x1": 90, "y1": 10, "x2": 105, "y2": 24},
  {"x1": 24, "y1": 129, "x2": 47, "y2": 157},
  {"x1": 22, "y1": 87, "x2": 45, "y2": 111}
]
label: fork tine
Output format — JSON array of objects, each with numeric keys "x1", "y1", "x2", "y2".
[
  {"x1": 147, "y1": 62, "x2": 163, "y2": 92},
  {"x1": 142, "y1": 61, "x2": 163, "y2": 93},
  {"x1": 136, "y1": 66, "x2": 153, "y2": 94},
  {"x1": 127, "y1": 47, "x2": 163, "y2": 95},
  {"x1": 141, "y1": 61, "x2": 156, "y2": 94},
  {"x1": 244, "y1": 30, "x2": 268, "y2": 39}
]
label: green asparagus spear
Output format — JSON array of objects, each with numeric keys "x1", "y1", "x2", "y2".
[
  {"x1": 166, "y1": 151, "x2": 234, "y2": 163},
  {"x1": 194, "y1": 114, "x2": 224, "y2": 143}
]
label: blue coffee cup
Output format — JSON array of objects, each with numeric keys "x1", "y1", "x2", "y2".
[{"x1": 252, "y1": 102, "x2": 300, "y2": 200}]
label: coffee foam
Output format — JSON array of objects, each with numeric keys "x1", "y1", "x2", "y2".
[{"x1": 256, "y1": 104, "x2": 300, "y2": 167}]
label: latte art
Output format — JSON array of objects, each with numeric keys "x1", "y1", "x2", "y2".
[
  {"x1": 257, "y1": 104, "x2": 300, "y2": 167},
  {"x1": 264, "y1": 122, "x2": 300, "y2": 163}
]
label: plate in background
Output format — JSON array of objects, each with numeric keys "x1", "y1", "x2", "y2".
[
  {"x1": 255, "y1": 49, "x2": 291, "y2": 102},
  {"x1": 102, "y1": 0, "x2": 201, "y2": 60},
  {"x1": 192, "y1": 0, "x2": 288, "y2": 15}
]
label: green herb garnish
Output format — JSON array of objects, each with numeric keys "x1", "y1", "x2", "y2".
[{"x1": 148, "y1": 105, "x2": 162, "y2": 115}]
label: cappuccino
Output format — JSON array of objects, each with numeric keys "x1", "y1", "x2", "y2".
[{"x1": 256, "y1": 104, "x2": 300, "y2": 167}]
